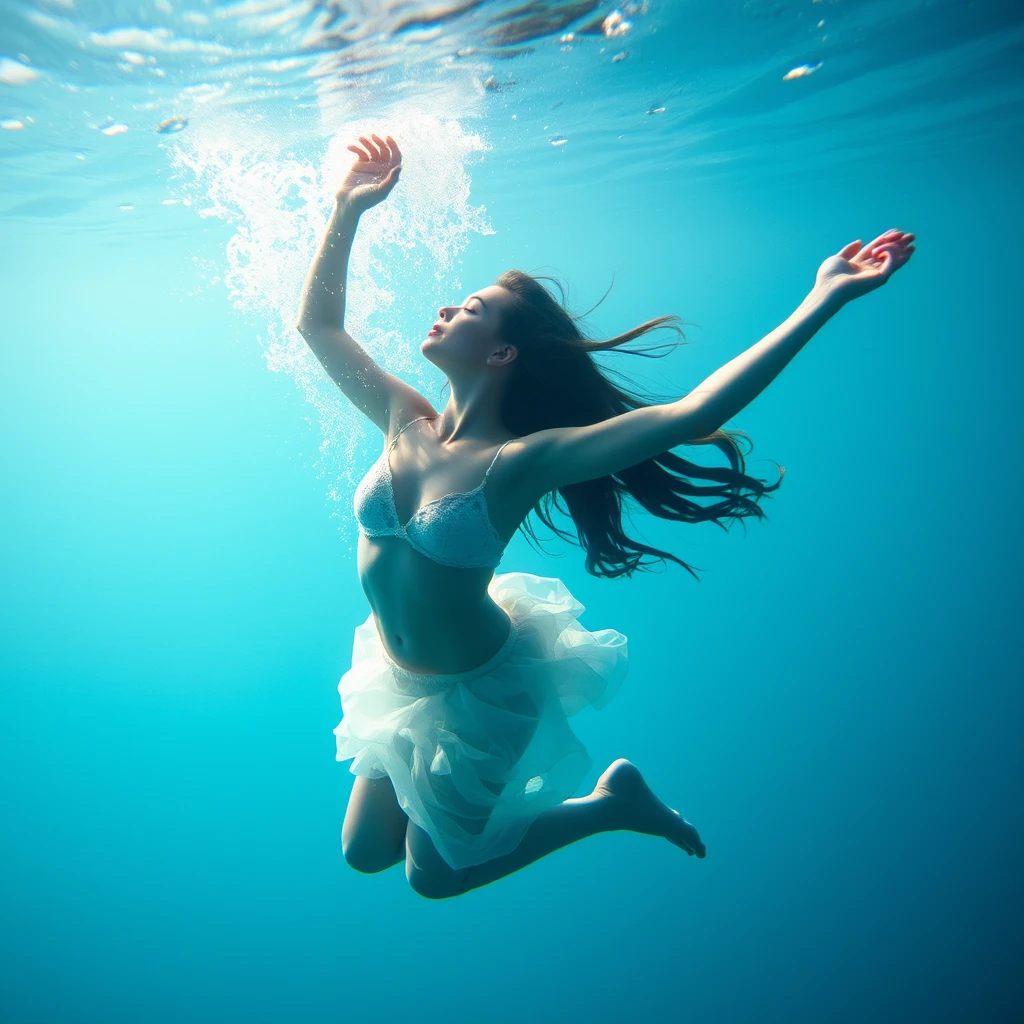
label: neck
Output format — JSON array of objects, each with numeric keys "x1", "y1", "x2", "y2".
[{"x1": 435, "y1": 376, "x2": 509, "y2": 446}]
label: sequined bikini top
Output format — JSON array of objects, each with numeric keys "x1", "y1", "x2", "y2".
[{"x1": 353, "y1": 416, "x2": 515, "y2": 569}]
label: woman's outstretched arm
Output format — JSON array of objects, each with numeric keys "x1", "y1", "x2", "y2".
[
  {"x1": 519, "y1": 230, "x2": 915, "y2": 493},
  {"x1": 686, "y1": 229, "x2": 915, "y2": 434}
]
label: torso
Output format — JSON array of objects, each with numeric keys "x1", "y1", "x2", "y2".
[{"x1": 355, "y1": 413, "x2": 539, "y2": 675}]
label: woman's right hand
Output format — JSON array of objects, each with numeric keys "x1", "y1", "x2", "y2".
[{"x1": 336, "y1": 134, "x2": 402, "y2": 214}]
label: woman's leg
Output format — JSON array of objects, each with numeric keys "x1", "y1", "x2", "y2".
[
  {"x1": 405, "y1": 759, "x2": 706, "y2": 899},
  {"x1": 342, "y1": 774, "x2": 409, "y2": 873}
]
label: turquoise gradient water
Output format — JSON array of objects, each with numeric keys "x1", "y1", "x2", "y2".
[{"x1": 2, "y1": 2, "x2": 1021, "y2": 1021}]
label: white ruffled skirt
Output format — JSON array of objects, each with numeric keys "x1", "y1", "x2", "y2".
[{"x1": 334, "y1": 571, "x2": 628, "y2": 871}]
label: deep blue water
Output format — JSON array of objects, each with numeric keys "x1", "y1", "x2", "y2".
[{"x1": 1, "y1": 1, "x2": 1021, "y2": 1022}]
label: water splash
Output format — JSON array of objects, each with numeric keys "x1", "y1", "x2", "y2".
[{"x1": 166, "y1": 105, "x2": 494, "y2": 540}]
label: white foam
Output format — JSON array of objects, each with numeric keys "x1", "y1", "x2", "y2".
[{"x1": 166, "y1": 92, "x2": 494, "y2": 540}]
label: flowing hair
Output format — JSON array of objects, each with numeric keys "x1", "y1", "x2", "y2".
[{"x1": 446, "y1": 270, "x2": 785, "y2": 580}]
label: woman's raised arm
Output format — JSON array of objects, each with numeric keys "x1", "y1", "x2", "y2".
[{"x1": 296, "y1": 135, "x2": 431, "y2": 434}]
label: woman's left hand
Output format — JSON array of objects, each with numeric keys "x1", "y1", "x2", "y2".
[{"x1": 814, "y1": 229, "x2": 916, "y2": 303}]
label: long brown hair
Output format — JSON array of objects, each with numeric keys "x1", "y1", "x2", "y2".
[{"x1": 449, "y1": 270, "x2": 785, "y2": 580}]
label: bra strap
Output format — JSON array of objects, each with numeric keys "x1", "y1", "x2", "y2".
[
  {"x1": 482, "y1": 438, "x2": 516, "y2": 482},
  {"x1": 388, "y1": 415, "x2": 433, "y2": 451}
]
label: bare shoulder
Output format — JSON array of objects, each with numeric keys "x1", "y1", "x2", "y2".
[
  {"x1": 486, "y1": 432, "x2": 552, "y2": 532},
  {"x1": 381, "y1": 373, "x2": 438, "y2": 439},
  {"x1": 493, "y1": 427, "x2": 564, "y2": 489}
]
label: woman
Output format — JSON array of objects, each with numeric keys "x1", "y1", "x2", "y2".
[{"x1": 296, "y1": 133, "x2": 914, "y2": 900}]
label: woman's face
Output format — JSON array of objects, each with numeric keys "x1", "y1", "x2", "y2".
[{"x1": 422, "y1": 284, "x2": 516, "y2": 374}]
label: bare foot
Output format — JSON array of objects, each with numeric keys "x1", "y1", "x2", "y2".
[{"x1": 593, "y1": 758, "x2": 706, "y2": 858}]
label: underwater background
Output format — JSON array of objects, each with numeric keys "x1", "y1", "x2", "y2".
[{"x1": 1, "y1": 1, "x2": 1021, "y2": 1021}]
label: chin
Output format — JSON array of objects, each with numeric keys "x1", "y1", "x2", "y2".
[{"x1": 421, "y1": 338, "x2": 443, "y2": 366}]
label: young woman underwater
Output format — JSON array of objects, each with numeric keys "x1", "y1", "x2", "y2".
[{"x1": 296, "y1": 133, "x2": 915, "y2": 900}]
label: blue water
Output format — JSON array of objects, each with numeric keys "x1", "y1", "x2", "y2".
[{"x1": 2, "y1": 1, "x2": 1021, "y2": 1021}]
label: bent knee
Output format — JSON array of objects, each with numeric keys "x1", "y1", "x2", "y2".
[
  {"x1": 406, "y1": 863, "x2": 468, "y2": 900},
  {"x1": 342, "y1": 839, "x2": 402, "y2": 875}
]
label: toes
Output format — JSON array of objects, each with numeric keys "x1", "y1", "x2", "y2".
[
  {"x1": 687, "y1": 829, "x2": 707, "y2": 859},
  {"x1": 673, "y1": 813, "x2": 706, "y2": 858}
]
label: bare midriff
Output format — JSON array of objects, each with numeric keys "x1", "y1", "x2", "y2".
[{"x1": 356, "y1": 534, "x2": 514, "y2": 675}]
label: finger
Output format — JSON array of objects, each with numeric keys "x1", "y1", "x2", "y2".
[
  {"x1": 884, "y1": 236, "x2": 917, "y2": 256},
  {"x1": 859, "y1": 230, "x2": 902, "y2": 258},
  {"x1": 347, "y1": 144, "x2": 372, "y2": 162},
  {"x1": 879, "y1": 240, "x2": 911, "y2": 258},
  {"x1": 868, "y1": 237, "x2": 901, "y2": 258},
  {"x1": 839, "y1": 240, "x2": 862, "y2": 259},
  {"x1": 869, "y1": 242, "x2": 901, "y2": 265},
  {"x1": 386, "y1": 135, "x2": 402, "y2": 164},
  {"x1": 891, "y1": 244, "x2": 915, "y2": 264},
  {"x1": 371, "y1": 133, "x2": 392, "y2": 163},
  {"x1": 874, "y1": 232, "x2": 912, "y2": 246},
  {"x1": 358, "y1": 135, "x2": 383, "y2": 162}
]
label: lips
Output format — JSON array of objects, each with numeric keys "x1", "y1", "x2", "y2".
[{"x1": 428, "y1": 325, "x2": 442, "y2": 335}]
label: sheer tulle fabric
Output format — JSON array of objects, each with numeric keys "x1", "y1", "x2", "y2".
[{"x1": 334, "y1": 572, "x2": 628, "y2": 871}]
